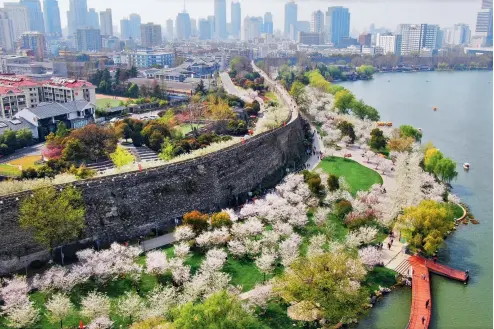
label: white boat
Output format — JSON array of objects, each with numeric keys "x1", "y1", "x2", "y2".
[{"x1": 463, "y1": 163, "x2": 470, "y2": 170}]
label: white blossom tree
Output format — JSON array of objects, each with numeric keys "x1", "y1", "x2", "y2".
[
  {"x1": 174, "y1": 225, "x2": 196, "y2": 242},
  {"x1": 245, "y1": 284, "x2": 273, "y2": 311},
  {"x1": 448, "y1": 193, "x2": 461, "y2": 205},
  {"x1": 80, "y1": 291, "x2": 111, "y2": 321},
  {"x1": 141, "y1": 285, "x2": 177, "y2": 319},
  {"x1": 145, "y1": 250, "x2": 168, "y2": 276},
  {"x1": 279, "y1": 233, "x2": 302, "y2": 267},
  {"x1": 174, "y1": 242, "x2": 191, "y2": 259},
  {"x1": 116, "y1": 291, "x2": 145, "y2": 323},
  {"x1": 168, "y1": 258, "x2": 191, "y2": 284},
  {"x1": 3, "y1": 301, "x2": 39, "y2": 329},
  {"x1": 307, "y1": 234, "x2": 326, "y2": 257},
  {"x1": 46, "y1": 293, "x2": 73, "y2": 328},
  {"x1": 358, "y1": 246, "x2": 383, "y2": 269},
  {"x1": 255, "y1": 252, "x2": 277, "y2": 281}
]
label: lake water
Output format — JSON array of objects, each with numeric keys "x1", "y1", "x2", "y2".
[{"x1": 340, "y1": 71, "x2": 493, "y2": 329}]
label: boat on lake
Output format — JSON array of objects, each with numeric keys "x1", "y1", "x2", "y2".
[{"x1": 463, "y1": 163, "x2": 470, "y2": 170}]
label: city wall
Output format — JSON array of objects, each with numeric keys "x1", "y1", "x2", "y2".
[{"x1": 0, "y1": 116, "x2": 307, "y2": 274}]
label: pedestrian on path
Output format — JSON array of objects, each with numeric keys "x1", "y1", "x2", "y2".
[
  {"x1": 425, "y1": 299, "x2": 430, "y2": 309},
  {"x1": 387, "y1": 243, "x2": 391, "y2": 250},
  {"x1": 422, "y1": 274, "x2": 426, "y2": 280},
  {"x1": 422, "y1": 316, "x2": 425, "y2": 324}
]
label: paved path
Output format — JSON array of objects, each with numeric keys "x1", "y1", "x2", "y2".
[
  {"x1": 0, "y1": 143, "x2": 44, "y2": 164},
  {"x1": 140, "y1": 232, "x2": 175, "y2": 252},
  {"x1": 219, "y1": 72, "x2": 254, "y2": 104}
]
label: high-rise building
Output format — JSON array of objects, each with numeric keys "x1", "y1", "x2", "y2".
[
  {"x1": 19, "y1": 0, "x2": 44, "y2": 33},
  {"x1": 243, "y1": 16, "x2": 262, "y2": 41},
  {"x1": 214, "y1": 0, "x2": 227, "y2": 39},
  {"x1": 140, "y1": 22, "x2": 161, "y2": 47},
  {"x1": 444, "y1": 24, "x2": 471, "y2": 45},
  {"x1": 166, "y1": 19, "x2": 173, "y2": 39},
  {"x1": 3, "y1": 3, "x2": 30, "y2": 40},
  {"x1": 231, "y1": 1, "x2": 241, "y2": 38},
  {"x1": 21, "y1": 31, "x2": 45, "y2": 59},
  {"x1": 482, "y1": 0, "x2": 493, "y2": 8},
  {"x1": 325, "y1": 6, "x2": 350, "y2": 46},
  {"x1": 264, "y1": 12, "x2": 273, "y2": 34},
  {"x1": 67, "y1": 0, "x2": 88, "y2": 35},
  {"x1": 129, "y1": 14, "x2": 141, "y2": 41},
  {"x1": 99, "y1": 9, "x2": 113, "y2": 37},
  {"x1": 199, "y1": 18, "x2": 211, "y2": 40},
  {"x1": 358, "y1": 33, "x2": 371, "y2": 47},
  {"x1": 190, "y1": 18, "x2": 198, "y2": 37},
  {"x1": 284, "y1": 1, "x2": 297, "y2": 38},
  {"x1": 0, "y1": 10, "x2": 15, "y2": 51},
  {"x1": 400, "y1": 24, "x2": 421, "y2": 54},
  {"x1": 87, "y1": 8, "x2": 99, "y2": 29},
  {"x1": 377, "y1": 33, "x2": 400, "y2": 54},
  {"x1": 208, "y1": 16, "x2": 215, "y2": 40},
  {"x1": 76, "y1": 27, "x2": 101, "y2": 51},
  {"x1": 475, "y1": 8, "x2": 493, "y2": 46},
  {"x1": 421, "y1": 24, "x2": 439, "y2": 49},
  {"x1": 310, "y1": 10, "x2": 324, "y2": 34},
  {"x1": 43, "y1": 0, "x2": 61, "y2": 38},
  {"x1": 176, "y1": 11, "x2": 191, "y2": 40},
  {"x1": 120, "y1": 18, "x2": 131, "y2": 39}
]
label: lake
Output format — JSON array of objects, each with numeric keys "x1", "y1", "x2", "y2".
[{"x1": 340, "y1": 71, "x2": 493, "y2": 329}]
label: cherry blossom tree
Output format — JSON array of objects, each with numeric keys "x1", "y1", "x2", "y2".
[
  {"x1": 116, "y1": 291, "x2": 145, "y2": 323},
  {"x1": 0, "y1": 276, "x2": 30, "y2": 312},
  {"x1": 222, "y1": 208, "x2": 239, "y2": 222},
  {"x1": 245, "y1": 284, "x2": 273, "y2": 311},
  {"x1": 200, "y1": 248, "x2": 228, "y2": 273},
  {"x1": 174, "y1": 242, "x2": 191, "y2": 259},
  {"x1": 195, "y1": 227, "x2": 231, "y2": 248},
  {"x1": 46, "y1": 293, "x2": 73, "y2": 328},
  {"x1": 255, "y1": 252, "x2": 277, "y2": 281},
  {"x1": 364, "y1": 150, "x2": 374, "y2": 163},
  {"x1": 174, "y1": 225, "x2": 196, "y2": 242},
  {"x1": 448, "y1": 193, "x2": 461, "y2": 205},
  {"x1": 227, "y1": 239, "x2": 248, "y2": 258},
  {"x1": 3, "y1": 301, "x2": 39, "y2": 329},
  {"x1": 307, "y1": 234, "x2": 326, "y2": 257},
  {"x1": 168, "y1": 258, "x2": 191, "y2": 284},
  {"x1": 80, "y1": 291, "x2": 110, "y2": 321},
  {"x1": 358, "y1": 246, "x2": 383, "y2": 269},
  {"x1": 314, "y1": 207, "x2": 331, "y2": 226},
  {"x1": 145, "y1": 250, "x2": 169, "y2": 276},
  {"x1": 279, "y1": 233, "x2": 302, "y2": 267},
  {"x1": 260, "y1": 230, "x2": 280, "y2": 251},
  {"x1": 379, "y1": 160, "x2": 393, "y2": 175},
  {"x1": 141, "y1": 285, "x2": 177, "y2": 319}
]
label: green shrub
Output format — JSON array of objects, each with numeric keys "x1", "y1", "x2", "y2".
[
  {"x1": 211, "y1": 211, "x2": 232, "y2": 228},
  {"x1": 327, "y1": 174, "x2": 339, "y2": 192},
  {"x1": 334, "y1": 199, "x2": 353, "y2": 218},
  {"x1": 183, "y1": 210, "x2": 209, "y2": 233},
  {"x1": 21, "y1": 167, "x2": 38, "y2": 180}
]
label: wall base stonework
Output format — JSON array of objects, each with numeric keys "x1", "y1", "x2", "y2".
[{"x1": 0, "y1": 116, "x2": 307, "y2": 275}]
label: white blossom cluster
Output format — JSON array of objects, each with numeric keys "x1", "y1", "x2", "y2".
[
  {"x1": 0, "y1": 276, "x2": 39, "y2": 328},
  {"x1": 345, "y1": 226, "x2": 378, "y2": 248},
  {"x1": 358, "y1": 246, "x2": 383, "y2": 268},
  {"x1": 196, "y1": 227, "x2": 231, "y2": 248}
]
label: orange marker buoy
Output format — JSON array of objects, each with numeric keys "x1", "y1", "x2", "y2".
[{"x1": 433, "y1": 107, "x2": 437, "y2": 111}]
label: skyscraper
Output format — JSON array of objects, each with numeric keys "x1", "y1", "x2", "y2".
[
  {"x1": 243, "y1": 16, "x2": 262, "y2": 41},
  {"x1": 199, "y1": 18, "x2": 211, "y2": 40},
  {"x1": 87, "y1": 8, "x2": 99, "y2": 29},
  {"x1": 176, "y1": 11, "x2": 191, "y2": 40},
  {"x1": 99, "y1": 9, "x2": 113, "y2": 37},
  {"x1": 20, "y1": 0, "x2": 44, "y2": 33},
  {"x1": 43, "y1": 0, "x2": 61, "y2": 38},
  {"x1": 450, "y1": 24, "x2": 471, "y2": 45},
  {"x1": 311, "y1": 10, "x2": 324, "y2": 33},
  {"x1": 284, "y1": 1, "x2": 297, "y2": 38},
  {"x1": 475, "y1": 8, "x2": 493, "y2": 46},
  {"x1": 231, "y1": 1, "x2": 241, "y2": 38},
  {"x1": 76, "y1": 27, "x2": 101, "y2": 51},
  {"x1": 190, "y1": 18, "x2": 198, "y2": 37},
  {"x1": 399, "y1": 24, "x2": 438, "y2": 54},
  {"x1": 140, "y1": 23, "x2": 162, "y2": 47},
  {"x1": 129, "y1": 14, "x2": 141, "y2": 40},
  {"x1": 0, "y1": 10, "x2": 14, "y2": 51},
  {"x1": 166, "y1": 19, "x2": 173, "y2": 39},
  {"x1": 214, "y1": 0, "x2": 227, "y2": 39},
  {"x1": 3, "y1": 3, "x2": 29, "y2": 40},
  {"x1": 421, "y1": 24, "x2": 439, "y2": 49},
  {"x1": 264, "y1": 12, "x2": 273, "y2": 34},
  {"x1": 208, "y1": 16, "x2": 215, "y2": 40},
  {"x1": 482, "y1": 0, "x2": 493, "y2": 9},
  {"x1": 120, "y1": 18, "x2": 131, "y2": 39},
  {"x1": 325, "y1": 6, "x2": 350, "y2": 46},
  {"x1": 67, "y1": 0, "x2": 88, "y2": 35}
]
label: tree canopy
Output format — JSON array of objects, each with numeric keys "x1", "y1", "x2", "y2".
[
  {"x1": 274, "y1": 252, "x2": 368, "y2": 325},
  {"x1": 334, "y1": 90, "x2": 356, "y2": 114},
  {"x1": 19, "y1": 186, "x2": 85, "y2": 254},
  {"x1": 172, "y1": 291, "x2": 267, "y2": 329},
  {"x1": 399, "y1": 125, "x2": 422, "y2": 142}
]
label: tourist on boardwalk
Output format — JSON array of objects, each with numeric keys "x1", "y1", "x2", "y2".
[
  {"x1": 422, "y1": 316, "x2": 426, "y2": 324},
  {"x1": 387, "y1": 242, "x2": 391, "y2": 250},
  {"x1": 433, "y1": 256, "x2": 438, "y2": 263},
  {"x1": 426, "y1": 299, "x2": 430, "y2": 309}
]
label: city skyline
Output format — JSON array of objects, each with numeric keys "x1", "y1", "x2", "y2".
[{"x1": 0, "y1": 0, "x2": 481, "y2": 35}]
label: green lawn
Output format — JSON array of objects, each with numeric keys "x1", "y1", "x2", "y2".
[
  {"x1": 96, "y1": 98, "x2": 122, "y2": 109},
  {"x1": 0, "y1": 164, "x2": 21, "y2": 177},
  {"x1": 177, "y1": 124, "x2": 204, "y2": 135},
  {"x1": 363, "y1": 266, "x2": 398, "y2": 294},
  {"x1": 317, "y1": 156, "x2": 383, "y2": 195}
]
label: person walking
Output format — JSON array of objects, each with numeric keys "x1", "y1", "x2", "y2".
[
  {"x1": 425, "y1": 299, "x2": 430, "y2": 309},
  {"x1": 422, "y1": 316, "x2": 425, "y2": 324},
  {"x1": 387, "y1": 242, "x2": 391, "y2": 250}
]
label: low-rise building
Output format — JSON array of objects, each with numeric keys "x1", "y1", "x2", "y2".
[
  {"x1": 128, "y1": 51, "x2": 175, "y2": 68},
  {"x1": 16, "y1": 101, "x2": 96, "y2": 138},
  {"x1": 298, "y1": 32, "x2": 324, "y2": 45},
  {"x1": 0, "y1": 117, "x2": 38, "y2": 139}
]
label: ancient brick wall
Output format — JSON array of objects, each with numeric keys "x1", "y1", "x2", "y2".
[{"x1": 0, "y1": 116, "x2": 307, "y2": 274}]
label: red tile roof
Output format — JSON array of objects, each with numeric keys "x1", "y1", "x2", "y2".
[
  {"x1": 0, "y1": 75, "x2": 94, "y2": 89},
  {"x1": 0, "y1": 86, "x2": 24, "y2": 94}
]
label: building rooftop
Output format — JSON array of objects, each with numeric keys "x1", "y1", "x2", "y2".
[
  {"x1": 0, "y1": 117, "x2": 35, "y2": 134},
  {"x1": 42, "y1": 77, "x2": 95, "y2": 88},
  {"x1": 27, "y1": 101, "x2": 94, "y2": 119},
  {"x1": 0, "y1": 86, "x2": 24, "y2": 94}
]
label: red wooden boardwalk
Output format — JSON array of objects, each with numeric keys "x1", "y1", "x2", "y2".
[{"x1": 405, "y1": 256, "x2": 469, "y2": 329}]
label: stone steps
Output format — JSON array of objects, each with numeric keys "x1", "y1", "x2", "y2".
[{"x1": 395, "y1": 259, "x2": 412, "y2": 277}]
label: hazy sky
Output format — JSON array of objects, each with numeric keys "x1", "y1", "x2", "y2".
[{"x1": 1, "y1": 0, "x2": 482, "y2": 33}]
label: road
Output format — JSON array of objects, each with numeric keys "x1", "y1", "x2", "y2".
[{"x1": 219, "y1": 72, "x2": 255, "y2": 104}]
